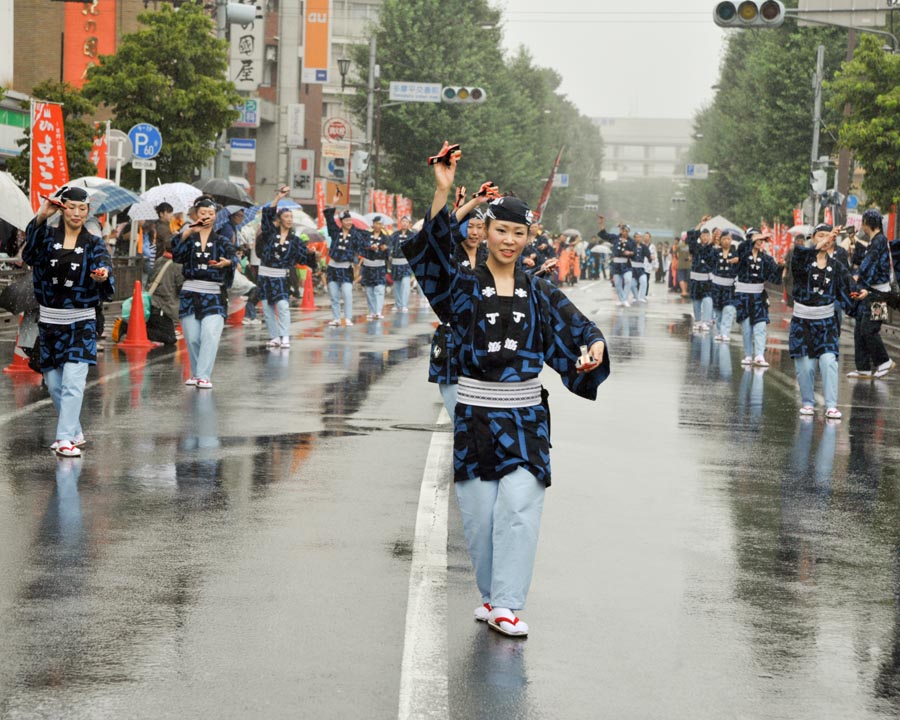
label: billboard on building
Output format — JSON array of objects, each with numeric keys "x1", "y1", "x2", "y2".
[
  {"x1": 230, "y1": 3, "x2": 265, "y2": 91},
  {"x1": 64, "y1": 0, "x2": 118, "y2": 88},
  {"x1": 302, "y1": 0, "x2": 331, "y2": 84}
]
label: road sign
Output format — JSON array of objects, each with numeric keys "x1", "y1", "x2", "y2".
[
  {"x1": 583, "y1": 193, "x2": 600, "y2": 203},
  {"x1": 323, "y1": 117, "x2": 351, "y2": 142},
  {"x1": 229, "y1": 138, "x2": 257, "y2": 163},
  {"x1": 388, "y1": 82, "x2": 442, "y2": 103},
  {"x1": 107, "y1": 129, "x2": 132, "y2": 164},
  {"x1": 131, "y1": 159, "x2": 156, "y2": 170},
  {"x1": 128, "y1": 123, "x2": 162, "y2": 159},
  {"x1": 685, "y1": 163, "x2": 709, "y2": 180},
  {"x1": 846, "y1": 194, "x2": 859, "y2": 211},
  {"x1": 552, "y1": 174, "x2": 569, "y2": 188}
]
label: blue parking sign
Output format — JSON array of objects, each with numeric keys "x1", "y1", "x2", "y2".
[{"x1": 129, "y1": 123, "x2": 162, "y2": 160}]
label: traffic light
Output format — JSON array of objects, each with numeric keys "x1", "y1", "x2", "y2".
[
  {"x1": 713, "y1": 1, "x2": 785, "y2": 27},
  {"x1": 441, "y1": 87, "x2": 487, "y2": 104}
]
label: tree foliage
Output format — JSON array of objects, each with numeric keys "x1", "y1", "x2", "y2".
[
  {"x1": 683, "y1": 22, "x2": 845, "y2": 226},
  {"x1": 83, "y1": 2, "x2": 241, "y2": 184},
  {"x1": 345, "y1": 0, "x2": 602, "y2": 230},
  {"x1": 827, "y1": 34, "x2": 900, "y2": 210},
  {"x1": 7, "y1": 80, "x2": 98, "y2": 188}
]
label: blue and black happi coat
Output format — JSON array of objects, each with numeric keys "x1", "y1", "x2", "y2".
[
  {"x1": 388, "y1": 230, "x2": 417, "y2": 280},
  {"x1": 686, "y1": 230, "x2": 715, "y2": 299},
  {"x1": 789, "y1": 246, "x2": 858, "y2": 359},
  {"x1": 733, "y1": 239, "x2": 782, "y2": 325},
  {"x1": 709, "y1": 246, "x2": 738, "y2": 310},
  {"x1": 323, "y1": 208, "x2": 366, "y2": 284},
  {"x1": 24, "y1": 219, "x2": 115, "y2": 369},
  {"x1": 360, "y1": 230, "x2": 390, "y2": 286},
  {"x1": 610, "y1": 237, "x2": 636, "y2": 277},
  {"x1": 404, "y1": 206, "x2": 610, "y2": 487},
  {"x1": 173, "y1": 228, "x2": 237, "y2": 320},
  {"x1": 258, "y1": 207, "x2": 314, "y2": 303},
  {"x1": 856, "y1": 232, "x2": 892, "y2": 321}
]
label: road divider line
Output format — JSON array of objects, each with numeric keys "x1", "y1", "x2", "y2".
[{"x1": 397, "y1": 409, "x2": 452, "y2": 720}]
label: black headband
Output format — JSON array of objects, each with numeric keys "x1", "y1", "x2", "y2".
[
  {"x1": 56, "y1": 186, "x2": 90, "y2": 204},
  {"x1": 814, "y1": 223, "x2": 833, "y2": 234},
  {"x1": 485, "y1": 197, "x2": 534, "y2": 227},
  {"x1": 193, "y1": 198, "x2": 217, "y2": 210}
]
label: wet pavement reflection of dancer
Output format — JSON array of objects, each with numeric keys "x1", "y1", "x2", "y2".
[
  {"x1": 173, "y1": 197, "x2": 237, "y2": 389},
  {"x1": 404, "y1": 142, "x2": 610, "y2": 638},
  {"x1": 24, "y1": 187, "x2": 114, "y2": 457},
  {"x1": 259, "y1": 186, "x2": 315, "y2": 349}
]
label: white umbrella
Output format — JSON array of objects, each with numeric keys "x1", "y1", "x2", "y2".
[
  {"x1": 0, "y1": 171, "x2": 34, "y2": 231},
  {"x1": 140, "y1": 182, "x2": 203, "y2": 215},
  {"x1": 363, "y1": 211, "x2": 395, "y2": 227},
  {"x1": 127, "y1": 201, "x2": 158, "y2": 221},
  {"x1": 701, "y1": 214, "x2": 742, "y2": 234},
  {"x1": 788, "y1": 224, "x2": 813, "y2": 236}
]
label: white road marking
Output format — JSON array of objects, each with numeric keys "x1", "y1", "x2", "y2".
[{"x1": 397, "y1": 409, "x2": 452, "y2": 720}]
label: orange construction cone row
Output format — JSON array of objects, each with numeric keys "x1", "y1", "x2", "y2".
[
  {"x1": 300, "y1": 265, "x2": 316, "y2": 311},
  {"x1": 119, "y1": 280, "x2": 155, "y2": 349}
]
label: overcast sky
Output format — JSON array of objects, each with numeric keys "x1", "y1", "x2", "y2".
[{"x1": 496, "y1": 0, "x2": 728, "y2": 120}]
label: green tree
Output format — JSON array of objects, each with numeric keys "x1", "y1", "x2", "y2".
[
  {"x1": 344, "y1": 0, "x2": 602, "y2": 229},
  {"x1": 684, "y1": 21, "x2": 844, "y2": 227},
  {"x1": 827, "y1": 34, "x2": 900, "y2": 210},
  {"x1": 83, "y1": 2, "x2": 241, "y2": 183},
  {"x1": 7, "y1": 80, "x2": 98, "y2": 188}
]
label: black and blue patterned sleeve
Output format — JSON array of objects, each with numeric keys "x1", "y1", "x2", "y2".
[
  {"x1": 536, "y1": 277, "x2": 610, "y2": 400},
  {"x1": 90, "y1": 238, "x2": 115, "y2": 302},
  {"x1": 23, "y1": 218, "x2": 49, "y2": 267}
]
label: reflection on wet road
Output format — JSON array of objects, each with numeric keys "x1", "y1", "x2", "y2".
[{"x1": 3, "y1": 286, "x2": 900, "y2": 718}]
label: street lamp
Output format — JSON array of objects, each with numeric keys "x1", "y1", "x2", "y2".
[{"x1": 337, "y1": 57, "x2": 351, "y2": 91}]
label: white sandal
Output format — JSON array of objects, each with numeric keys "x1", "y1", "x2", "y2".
[{"x1": 488, "y1": 607, "x2": 528, "y2": 637}]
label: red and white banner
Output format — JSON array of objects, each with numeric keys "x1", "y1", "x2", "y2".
[
  {"x1": 89, "y1": 121, "x2": 107, "y2": 178},
  {"x1": 315, "y1": 180, "x2": 326, "y2": 228},
  {"x1": 30, "y1": 101, "x2": 69, "y2": 211},
  {"x1": 387, "y1": 194, "x2": 395, "y2": 220},
  {"x1": 793, "y1": 207, "x2": 803, "y2": 226},
  {"x1": 535, "y1": 146, "x2": 564, "y2": 220}
]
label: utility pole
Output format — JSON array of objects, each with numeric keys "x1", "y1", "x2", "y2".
[
  {"x1": 835, "y1": 30, "x2": 857, "y2": 224},
  {"x1": 810, "y1": 44, "x2": 825, "y2": 225},
  {"x1": 361, "y1": 35, "x2": 377, "y2": 213}
]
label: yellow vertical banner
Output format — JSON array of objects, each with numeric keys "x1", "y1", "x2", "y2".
[{"x1": 302, "y1": 0, "x2": 331, "y2": 84}]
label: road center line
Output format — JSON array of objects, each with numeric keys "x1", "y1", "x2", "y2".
[{"x1": 397, "y1": 408, "x2": 452, "y2": 720}]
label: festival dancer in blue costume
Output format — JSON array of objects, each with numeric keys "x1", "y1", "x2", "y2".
[
  {"x1": 173, "y1": 197, "x2": 238, "y2": 389},
  {"x1": 848, "y1": 208, "x2": 896, "y2": 379},
  {"x1": 403, "y1": 142, "x2": 610, "y2": 638},
  {"x1": 710, "y1": 229, "x2": 740, "y2": 342},
  {"x1": 24, "y1": 187, "x2": 114, "y2": 457},
  {"x1": 598, "y1": 218, "x2": 634, "y2": 306},
  {"x1": 734, "y1": 228, "x2": 783, "y2": 367},
  {"x1": 361, "y1": 215, "x2": 390, "y2": 319},
  {"x1": 388, "y1": 215, "x2": 416, "y2": 313},
  {"x1": 629, "y1": 232, "x2": 651, "y2": 304},
  {"x1": 685, "y1": 217, "x2": 716, "y2": 332},
  {"x1": 324, "y1": 207, "x2": 366, "y2": 326},
  {"x1": 790, "y1": 223, "x2": 859, "y2": 419},
  {"x1": 258, "y1": 186, "x2": 315, "y2": 349}
]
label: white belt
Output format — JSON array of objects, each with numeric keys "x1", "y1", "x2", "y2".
[
  {"x1": 630, "y1": 263, "x2": 644, "y2": 271},
  {"x1": 735, "y1": 281, "x2": 764, "y2": 294},
  {"x1": 391, "y1": 257, "x2": 409, "y2": 265},
  {"x1": 457, "y1": 377, "x2": 542, "y2": 409},
  {"x1": 39, "y1": 305, "x2": 96, "y2": 325},
  {"x1": 182, "y1": 279, "x2": 222, "y2": 294},
  {"x1": 792, "y1": 302, "x2": 835, "y2": 320},
  {"x1": 690, "y1": 271, "x2": 710, "y2": 282},
  {"x1": 329, "y1": 261, "x2": 351, "y2": 269},
  {"x1": 258, "y1": 266, "x2": 288, "y2": 278},
  {"x1": 612, "y1": 258, "x2": 628, "y2": 264},
  {"x1": 872, "y1": 282, "x2": 892, "y2": 293},
  {"x1": 362, "y1": 259, "x2": 386, "y2": 267},
  {"x1": 711, "y1": 274, "x2": 735, "y2": 287}
]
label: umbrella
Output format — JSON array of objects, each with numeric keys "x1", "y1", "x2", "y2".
[
  {"x1": 561, "y1": 228, "x2": 582, "y2": 238},
  {"x1": 193, "y1": 178, "x2": 254, "y2": 207},
  {"x1": 0, "y1": 278, "x2": 37, "y2": 314},
  {"x1": 140, "y1": 182, "x2": 203, "y2": 215},
  {"x1": 127, "y1": 201, "x2": 159, "y2": 221},
  {"x1": 701, "y1": 214, "x2": 742, "y2": 234},
  {"x1": 90, "y1": 185, "x2": 141, "y2": 215},
  {"x1": 0, "y1": 172, "x2": 34, "y2": 231},
  {"x1": 788, "y1": 224, "x2": 813, "y2": 236},
  {"x1": 590, "y1": 243, "x2": 611, "y2": 255},
  {"x1": 363, "y1": 211, "x2": 395, "y2": 227},
  {"x1": 348, "y1": 211, "x2": 371, "y2": 230}
]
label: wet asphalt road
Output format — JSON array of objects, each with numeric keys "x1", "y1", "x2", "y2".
[{"x1": 3, "y1": 283, "x2": 900, "y2": 719}]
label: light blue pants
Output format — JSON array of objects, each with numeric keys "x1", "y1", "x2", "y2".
[
  {"x1": 327, "y1": 281, "x2": 353, "y2": 321},
  {"x1": 631, "y1": 273, "x2": 647, "y2": 302},
  {"x1": 44, "y1": 361, "x2": 89, "y2": 441},
  {"x1": 181, "y1": 313, "x2": 225, "y2": 380},
  {"x1": 741, "y1": 319, "x2": 767, "y2": 358},
  {"x1": 613, "y1": 271, "x2": 632, "y2": 303},
  {"x1": 394, "y1": 275, "x2": 411, "y2": 311},
  {"x1": 692, "y1": 296, "x2": 713, "y2": 323},
  {"x1": 794, "y1": 352, "x2": 838, "y2": 409},
  {"x1": 263, "y1": 298, "x2": 290, "y2": 338},
  {"x1": 454, "y1": 466, "x2": 546, "y2": 610},
  {"x1": 714, "y1": 304, "x2": 736, "y2": 337},
  {"x1": 364, "y1": 284, "x2": 385, "y2": 315},
  {"x1": 438, "y1": 382, "x2": 457, "y2": 419}
]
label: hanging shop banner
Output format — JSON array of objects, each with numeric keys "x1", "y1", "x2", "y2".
[
  {"x1": 30, "y1": 102, "x2": 70, "y2": 211},
  {"x1": 326, "y1": 180, "x2": 349, "y2": 207},
  {"x1": 230, "y1": 3, "x2": 265, "y2": 91},
  {"x1": 301, "y1": 0, "x2": 331, "y2": 84},
  {"x1": 316, "y1": 180, "x2": 326, "y2": 227},
  {"x1": 64, "y1": 0, "x2": 117, "y2": 88}
]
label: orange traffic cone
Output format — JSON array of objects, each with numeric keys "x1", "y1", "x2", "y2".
[
  {"x1": 227, "y1": 301, "x2": 246, "y2": 327},
  {"x1": 300, "y1": 265, "x2": 316, "y2": 311},
  {"x1": 3, "y1": 317, "x2": 40, "y2": 376},
  {"x1": 119, "y1": 280, "x2": 154, "y2": 349}
]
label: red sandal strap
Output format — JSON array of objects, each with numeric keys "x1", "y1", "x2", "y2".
[{"x1": 493, "y1": 616, "x2": 518, "y2": 627}]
